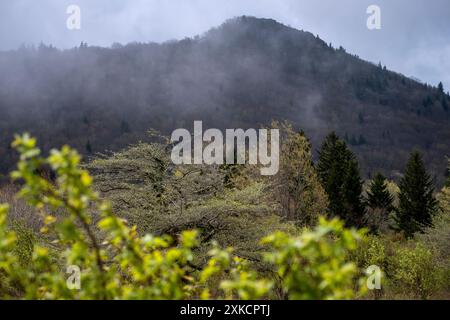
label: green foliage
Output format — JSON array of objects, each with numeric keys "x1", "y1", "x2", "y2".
[
  {"x1": 199, "y1": 244, "x2": 273, "y2": 300},
  {"x1": 262, "y1": 217, "x2": 367, "y2": 299},
  {"x1": 0, "y1": 134, "x2": 271, "y2": 299},
  {"x1": 270, "y1": 121, "x2": 328, "y2": 226},
  {"x1": 317, "y1": 132, "x2": 365, "y2": 227},
  {"x1": 354, "y1": 235, "x2": 386, "y2": 269},
  {"x1": 390, "y1": 243, "x2": 443, "y2": 299},
  {"x1": 417, "y1": 186, "x2": 450, "y2": 295},
  {"x1": 0, "y1": 204, "x2": 18, "y2": 296},
  {"x1": 10, "y1": 221, "x2": 36, "y2": 266},
  {"x1": 352, "y1": 235, "x2": 387, "y2": 299},
  {"x1": 419, "y1": 187, "x2": 450, "y2": 258},
  {"x1": 85, "y1": 140, "x2": 291, "y2": 263},
  {"x1": 395, "y1": 151, "x2": 437, "y2": 237},
  {"x1": 0, "y1": 134, "x2": 369, "y2": 300},
  {"x1": 353, "y1": 234, "x2": 449, "y2": 299}
]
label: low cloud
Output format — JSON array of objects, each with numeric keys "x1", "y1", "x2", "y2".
[{"x1": 0, "y1": 0, "x2": 448, "y2": 89}]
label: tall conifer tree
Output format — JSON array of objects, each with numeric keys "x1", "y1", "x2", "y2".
[
  {"x1": 395, "y1": 151, "x2": 437, "y2": 237},
  {"x1": 317, "y1": 132, "x2": 365, "y2": 227}
]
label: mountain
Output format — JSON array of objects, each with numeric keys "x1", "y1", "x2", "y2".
[{"x1": 0, "y1": 16, "x2": 449, "y2": 183}]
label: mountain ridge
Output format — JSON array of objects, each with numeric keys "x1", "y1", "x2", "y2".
[{"x1": 0, "y1": 16, "x2": 449, "y2": 183}]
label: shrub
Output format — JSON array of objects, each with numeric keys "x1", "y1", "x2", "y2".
[
  {"x1": 354, "y1": 235, "x2": 386, "y2": 269},
  {"x1": 262, "y1": 217, "x2": 367, "y2": 299},
  {"x1": 390, "y1": 243, "x2": 443, "y2": 299}
]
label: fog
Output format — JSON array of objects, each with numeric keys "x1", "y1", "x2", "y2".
[
  {"x1": 0, "y1": 0, "x2": 449, "y2": 89},
  {"x1": 0, "y1": 11, "x2": 449, "y2": 183}
]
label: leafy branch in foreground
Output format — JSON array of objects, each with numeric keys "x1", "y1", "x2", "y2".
[
  {"x1": 262, "y1": 217, "x2": 367, "y2": 299},
  {"x1": 0, "y1": 134, "x2": 367, "y2": 299}
]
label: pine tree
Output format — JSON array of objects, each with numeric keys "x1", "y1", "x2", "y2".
[
  {"x1": 317, "y1": 132, "x2": 365, "y2": 227},
  {"x1": 438, "y1": 81, "x2": 444, "y2": 94},
  {"x1": 367, "y1": 173, "x2": 394, "y2": 211},
  {"x1": 343, "y1": 159, "x2": 366, "y2": 226},
  {"x1": 395, "y1": 151, "x2": 437, "y2": 237},
  {"x1": 317, "y1": 133, "x2": 345, "y2": 216},
  {"x1": 365, "y1": 173, "x2": 394, "y2": 233}
]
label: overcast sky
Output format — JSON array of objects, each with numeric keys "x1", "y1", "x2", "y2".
[{"x1": 0, "y1": 0, "x2": 449, "y2": 90}]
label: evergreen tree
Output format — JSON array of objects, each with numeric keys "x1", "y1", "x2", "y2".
[
  {"x1": 367, "y1": 173, "x2": 394, "y2": 211},
  {"x1": 85, "y1": 140, "x2": 92, "y2": 154},
  {"x1": 365, "y1": 173, "x2": 394, "y2": 233},
  {"x1": 343, "y1": 159, "x2": 366, "y2": 226},
  {"x1": 317, "y1": 132, "x2": 365, "y2": 227},
  {"x1": 438, "y1": 81, "x2": 444, "y2": 94},
  {"x1": 395, "y1": 151, "x2": 437, "y2": 237}
]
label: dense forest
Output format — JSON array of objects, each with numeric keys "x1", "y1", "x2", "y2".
[
  {"x1": 1, "y1": 16, "x2": 449, "y2": 184},
  {"x1": 0, "y1": 16, "x2": 449, "y2": 300}
]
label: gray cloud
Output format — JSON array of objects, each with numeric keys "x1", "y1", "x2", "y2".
[{"x1": 1, "y1": 0, "x2": 449, "y2": 89}]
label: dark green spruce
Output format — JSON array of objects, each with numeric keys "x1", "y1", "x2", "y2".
[
  {"x1": 317, "y1": 132, "x2": 365, "y2": 227},
  {"x1": 395, "y1": 151, "x2": 437, "y2": 238},
  {"x1": 367, "y1": 173, "x2": 394, "y2": 212}
]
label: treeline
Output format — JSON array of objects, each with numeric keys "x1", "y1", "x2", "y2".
[{"x1": 317, "y1": 132, "x2": 438, "y2": 238}]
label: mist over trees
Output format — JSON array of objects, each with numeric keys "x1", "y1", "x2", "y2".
[
  {"x1": 0, "y1": 13, "x2": 449, "y2": 302},
  {"x1": 0, "y1": 16, "x2": 449, "y2": 184}
]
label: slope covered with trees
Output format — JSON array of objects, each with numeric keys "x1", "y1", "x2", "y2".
[{"x1": 0, "y1": 16, "x2": 449, "y2": 183}]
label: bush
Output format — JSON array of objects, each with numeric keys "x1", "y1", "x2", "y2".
[
  {"x1": 353, "y1": 232, "x2": 449, "y2": 299},
  {"x1": 354, "y1": 235, "x2": 386, "y2": 269},
  {"x1": 389, "y1": 242, "x2": 444, "y2": 299},
  {"x1": 262, "y1": 217, "x2": 367, "y2": 299}
]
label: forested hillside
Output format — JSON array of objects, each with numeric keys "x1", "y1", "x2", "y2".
[{"x1": 0, "y1": 16, "x2": 449, "y2": 183}]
